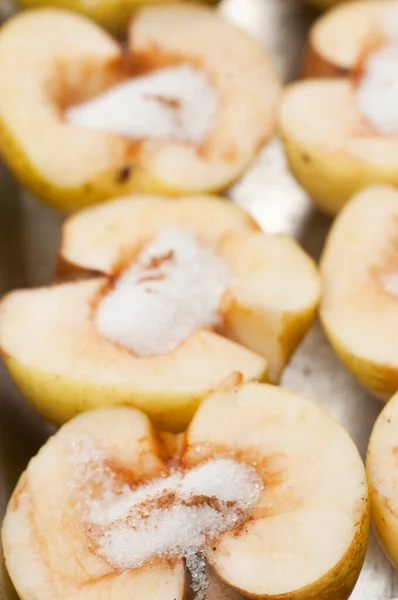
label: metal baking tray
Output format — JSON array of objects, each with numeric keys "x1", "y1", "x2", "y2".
[{"x1": 0, "y1": 0, "x2": 394, "y2": 598}]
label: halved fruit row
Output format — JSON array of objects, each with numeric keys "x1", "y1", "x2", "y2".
[
  {"x1": 0, "y1": 195, "x2": 320, "y2": 432},
  {"x1": 2, "y1": 382, "x2": 369, "y2": 600},
  {"x1": 0, "y1": 5, "x2": 281, "y2": 212}
]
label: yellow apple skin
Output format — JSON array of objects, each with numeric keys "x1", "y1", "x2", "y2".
[
  {"x1": 280, "y1": 131, "x2": 398, "y2": 217},
  {"x1": 1, "y1": 353, "x2": 268, "y2": 433},
  {"x1": 321, "y1": 320, "x2": 397, "y2": 402},
  {"x1": 0, "y1": 119, "x2": 200, "y2": 213},
  {"x1": 13, "y1": 0, "x2": 219, "y2": 35},
  {"x1": 368, "y1": 481, "x2": 398, "y2": 568},
  {"x1": 218, "y1": 504, "x2": 369, "y2": 600}
]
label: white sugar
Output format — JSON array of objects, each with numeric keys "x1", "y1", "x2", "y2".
[
  {"x1": 66, "y1": 65, "x2": 217, "y2": 144},
  {"x1": 356, "y1": 43, "x2": 398, "y2": 134},
  {"x1": 66, "y1": 436, "x2": 123, "y2": 507},
  {"x1": 69, "y1": 444, "x2": 261, "y2": 600},
  {"x1": 95, "y1": 227, "x2": 229, "y2": 356},
  {"x1": 91, "y1": 458, "x2": 261, "y2": 599},
  {"x1": 356, "y1": 7, "x2": 398, "y2": 134},
  {"x1": 381, "y1": 273, "x2": 398, "y2": 297}
]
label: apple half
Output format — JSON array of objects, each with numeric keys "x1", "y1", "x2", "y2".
[
  {"x1": 367, "y1": 389, "x2": 398, "y2": 568},
  {"x1": 279, "y1": 0, "x2": 398, "y2": 216},
  {"x1": 2, "y1": 382, "x2": 369, "y2": 600},
  {"x1": 0, "y1": 5, "x2": 281, "y2": 213},
  {"x1": 320, "y1": 184, "x2": 398, "y2": 400},
  {"x1": 0, "y1": 195, "x2": 320, "y2": 431}
]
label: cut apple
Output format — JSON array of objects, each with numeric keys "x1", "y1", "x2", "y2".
[
  {"x1": 0, "y1": 6, "x2": 281, "y2": 212},
  {"x1": 0, "y1": 195, "x2": 320, "y2": 431},
  {"x1": 2, "y1": 407, "x2": 188, "y2": 600},
  {"x1": 13, "y1": 0, "x2": 218, "y2": 34},
  {"x1": 2, "y1": 383, "x2": 369, "y2": 600},
  {"x1": 185, "y1": 383, "x2": 369, "y2": 598},
  {"x1": 367, "y1": 389, "x2": 398, "y2": 568},
  {"x1": 320, "y1": 184, "x2": 398, "y2": 400},
  {"x1": 304, "y1": 1, "x2": 393, "y2": 78},
  {"x1": 280, "y1": 1, "x2": 398, "y2": 215}
]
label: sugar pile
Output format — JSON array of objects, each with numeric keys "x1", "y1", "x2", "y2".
[
  {"x1": 95, "y1": 227, "x2": 229, "y2": 356},
  {"x1": 357, "y1": 6, "x2": 398, "y2": 134},
  {"x1": 69, "y1": 439, "x2": 261, "y2": 600},
  {"x1": 66, "y1": 65, "x2": 217, "y2": 143},
  {"x1": 381, "y1": 272, "x2": 398, "y2": 297}
]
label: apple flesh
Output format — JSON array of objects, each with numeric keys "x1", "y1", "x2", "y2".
[
  {"x1": 320, "y1": 185, "x2": 398, "y2": 400},
  {"x1": 279, "y1": 79, "x2": 398, "y2": 215}
]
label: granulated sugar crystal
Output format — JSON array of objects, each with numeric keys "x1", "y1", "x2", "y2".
[
  {"x1": 357, "y1": 6, "x2": 398, "y2": 134},
  {"x1": 95, "y1": 227, "x2": 229, "y2": 356},
  {"x1": 66, "y1": 65, "x2": 218, "y2": 143},
  {"x1": 70, "y1": 441, "x2": 262, "y2": 600}
]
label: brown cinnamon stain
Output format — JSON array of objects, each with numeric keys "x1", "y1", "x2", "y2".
[
  {"x1": 53, "y1": 256, "x2": 101, "y2": 284},
  {"x1": 144, "y1": 95, "x2": 181, "y2": 112},
  {"x1": 88, "y1": 245, "x2": 176, "y2": 319},
  {"x1": 181, "y1": 442, "x2": 287, "y2": 503},
  {"x1": 49, "y1": 55, "x2": 129, "y2": 111},
  {"x1": 146, "y1": 250, "x2": 174, "y2": 270}
]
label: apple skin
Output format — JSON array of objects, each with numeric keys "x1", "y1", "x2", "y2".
[
  {"x1": 320, "y1": 320, "x2": 398, "y2": 402},
  {"x1": 280, "y1": 125, "x2": 398, "y2": 218},
  {"x1": 0, "y1": 119, "x2": 195, "y2": 214},
  {"x1": 368, "y1": 480, "x2": 398, "y2": 569},
  {"x1": 1, "y1": 352, "x2": 268, "y2": 433},
  {"x1": 216, "y1": 506, "x2": 369, "y2": 600},
  {"x1": 13, "y1": 0, "x2": 219, "y2": 35}
]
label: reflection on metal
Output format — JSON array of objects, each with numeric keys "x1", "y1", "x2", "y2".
[
  {"x1": 230, "y1": 137, "x2": 313, "y2": 236},
  {"x1": 0, "y1": 0, "x2": 396, "y2": 598}
]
